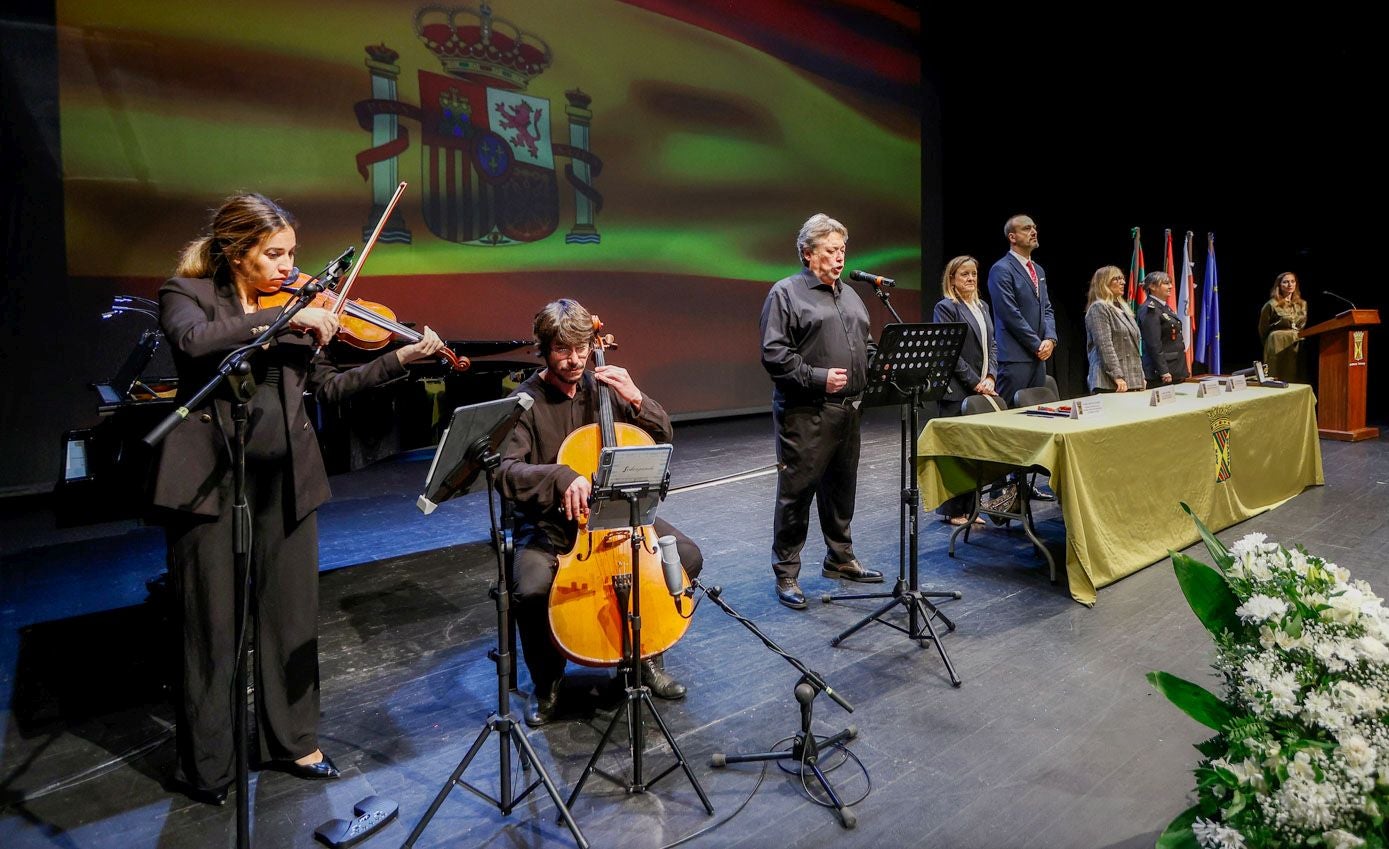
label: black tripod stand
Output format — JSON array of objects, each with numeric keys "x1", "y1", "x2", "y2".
[
  {"x1": 404, "y1": 397, "x2": 588, "y2": 849},
  {"x1": 822, "y1": 320, "x2": 967, "y2": 687},
  {"x1": 564, "y1": 463, "x2": 713, "y2": 816},
  {"x1": 701, "y1": 581, "x2": 860, "y2": 828}
]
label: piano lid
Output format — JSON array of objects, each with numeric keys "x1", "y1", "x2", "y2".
[{"x1": 445, "y1": 339, "x2": 532, "y2": 358}]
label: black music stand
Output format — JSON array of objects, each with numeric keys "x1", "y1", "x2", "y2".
[
  {"x1": 822, "y1": 322, "x2": 967, "y2": 687},
  {"x1": 403, "y1": 395, "x2": 589, "y2": 849},
  {"x1": 563, "y1": 444, "x2": 714, "y2": 817}
]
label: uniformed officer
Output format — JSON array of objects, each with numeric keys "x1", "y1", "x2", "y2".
[{"x1": 1139, "y1": 271, "x2": 1191, "y2": 388}]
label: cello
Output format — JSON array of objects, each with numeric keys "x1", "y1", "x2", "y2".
[{"x1": 547, "y1": 318, "x2": 691, "y2": 666}]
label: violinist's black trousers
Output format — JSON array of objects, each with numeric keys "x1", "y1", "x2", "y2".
[{"x1": 164, "y1": 461, "x2": 320, "y2": 791}]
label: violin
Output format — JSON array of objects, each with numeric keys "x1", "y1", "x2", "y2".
[
  {"x1": 257, "y1": 274, "x2": 470, "y2": 372},
  {"x1": 257, "y1": 180, "x2": 469, "y2": 373},
  {"x1": 547, "y1": 317, "x2": 691, "y2": 667}
]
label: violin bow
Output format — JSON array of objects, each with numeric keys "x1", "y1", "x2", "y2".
[{"x1": 329, "y1": 180, "x2": 407, "y2": 314}]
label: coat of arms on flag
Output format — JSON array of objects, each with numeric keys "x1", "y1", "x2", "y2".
[{"x1": 352, "y1": 4, "x2": 603, "y2": 246}]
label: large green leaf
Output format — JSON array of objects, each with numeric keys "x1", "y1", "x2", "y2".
[
  {"x1": 1172, "y1": 552, "x2": 1242, "y2": 638},
  {"x1": 1181, "y1": 502, "x2": 1234, "y2": 571},
  {"x1": 1147, "y1": 671, "x2": 1234, "y2": 731},
  {"x1": 1155, "y1": 805, "x2": 1202, "y2": 849}
]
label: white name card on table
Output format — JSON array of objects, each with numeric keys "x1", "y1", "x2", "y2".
[
  {"x1": 1196, "y1": 378, "x2": 1225, "y2": 397},
  {"x1": 1069, "y1": 396, "x2": 1104, "y2": 418},
  {"x1": 1149, "y1": 385, "x2": 1176, "y2": 406},
  {"x1": 1223, "y1": 375, "x2": 1249, "y2": 392}
]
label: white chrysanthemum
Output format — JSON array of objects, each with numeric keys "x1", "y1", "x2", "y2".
[
  {"x1": 1236, "y1": 594, "x2": 1288, "y2": 624},
  {"x1": 1336, "y1": 680, "x2": 1385, "y2": 717},
  {"x1": 1276, "y1": 773, "x2": 1339, "y2": 830},
  {"x1": 1191, "y1": 817, "x2": 1247, "y2": 849},
  {"x1": 1268, "y1": 670, "x2": 1302, "y2": 714},
  {"x1": 1335, "y1": 732, "x2": 1377, "y2": 775},
  {"x1": 1353, "y1": 635, "x2": 1389, "y2": 664},
  {"x1": 1231, "y1": 533, "x2": 1268, "y2": 557},
  {"x1": 1323, "y1": 829, "x2": 1366, "y2": 849}
]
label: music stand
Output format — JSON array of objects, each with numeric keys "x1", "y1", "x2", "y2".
[
  {"x1": 822, "y1": 322, "x2": 967, "y2": 687},
  {"x1": 403, "y1": 394, "x2": 590, "y2": 849},
  {"x1": 563, "y1": 444, "x2": 714, "y2": 816}
]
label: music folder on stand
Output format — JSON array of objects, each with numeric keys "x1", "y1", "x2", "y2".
[
  {"x1": 822, "y1": 322, "x2": 968, "y2": 687},
  {"x1": 402, "y1": 394, "x2": 590, "y2": 849}
]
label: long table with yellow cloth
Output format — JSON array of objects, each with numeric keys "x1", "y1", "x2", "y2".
[{"x1": 916, "y1": 384, "x2": 1324, "y2": 605}]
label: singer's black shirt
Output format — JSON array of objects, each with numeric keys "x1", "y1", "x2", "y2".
[{"x1": 759, "y1": 268, "x2": 874, "y2": 404}]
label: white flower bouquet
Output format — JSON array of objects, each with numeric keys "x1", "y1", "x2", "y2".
[{"x1": 1149, "y1": 504, "x2": 1389, "y2": 849}]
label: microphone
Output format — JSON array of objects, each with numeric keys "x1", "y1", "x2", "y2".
[
  {"x1": 1323, "y1": 290, "x2": 1357, "y2": 311},
  {"x1": 323, "y1": 246, "x2": 355, "y2": 290},
  {"x1": 849, "y1": 269, "x2": 895, "y2": 288},
  {"x1": 657, "y1": 534, "x2": 685, "y2": 613}
]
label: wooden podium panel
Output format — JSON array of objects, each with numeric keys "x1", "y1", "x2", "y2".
[{"x1": 1301, "y1": 308, "x2": 1380, "y2": 441}]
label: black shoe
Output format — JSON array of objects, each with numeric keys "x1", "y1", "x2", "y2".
[
  {"x1": 173, "y1": 779, "x2": 230, "y2": 806},
  {"x1": 641, "y1": 655, "x2": 687, "y2": 700},
  {"x1": 525, "y1": 678, "x2": 563, "y2": 727},
  {"x1": 1028, "y1": 483, "x2": 1056, "y2": 502},
  {"x1": 776, "y1": 578, "x2": 807, "y2": 610},
  {"x1": 268, "y1": 752, "x2": 341, "y2": 781},
  {"x1": 821, "y1": 558, "x2": 884, "y2": 583}
]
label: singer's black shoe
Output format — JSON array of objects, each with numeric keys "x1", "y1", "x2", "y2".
[
  {"x1": 821, "y1": 558, "x2": 884, "y2": 583},
  {"x1": 776, "y1": 578, "x2": 807, "y2": 610},
  {"x1": 640, "y1": 654, "x2": 686, "y2": 700},
  {"x1": 1029, "y1": 483, "x2": 1056, "y2": 502},
  {"x1": 525, "y1": 678, "x2": 563, "y2": 727}
]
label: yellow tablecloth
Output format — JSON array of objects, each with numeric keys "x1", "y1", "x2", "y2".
[{"x1": 917, "y1": 384, "x2": 1324, "y2": 605}]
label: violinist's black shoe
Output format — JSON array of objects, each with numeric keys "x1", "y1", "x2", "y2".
[
  {"x1": 172, "y1": 779, "x2": 230, "y2": 806},
  {"x1": 525, "y1": 678, "x2": 563, "y2": 728},
  {"x1": 266, "y1": 752, "x2": 340, "y2": 781},
  {"x1": 641, "y1": 654, "x2": 686, "y2": 700}
]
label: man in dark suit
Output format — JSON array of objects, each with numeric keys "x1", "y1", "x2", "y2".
[{"x1": 986, "y1": 214, "x2": 1057, "y2": 500}]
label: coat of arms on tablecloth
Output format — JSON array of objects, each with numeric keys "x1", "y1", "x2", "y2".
[{"x1": 1207, "y1": 406, "x2": 1232, "y2": 483}]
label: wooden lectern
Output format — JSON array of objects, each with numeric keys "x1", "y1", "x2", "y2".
[{"x1": 1300, "y1": 309, "x2": 1381, "y2": 441}]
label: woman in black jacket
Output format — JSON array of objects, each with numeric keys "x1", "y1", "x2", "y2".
[{"x1": 153, "y1": 193, "x2": 443, "y2": 804}]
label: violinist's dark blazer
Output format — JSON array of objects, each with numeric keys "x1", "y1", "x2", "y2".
[
  {"x1": 151, "y1": 276, "x2": 406, "y2": 520},
  {"x1": 933, "y1": 296, "x2": 999, "y2": 407}
]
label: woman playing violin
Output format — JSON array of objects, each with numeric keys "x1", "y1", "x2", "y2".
[{"x1": 150, "y1": 192, "x2": 443, "y2": 805}]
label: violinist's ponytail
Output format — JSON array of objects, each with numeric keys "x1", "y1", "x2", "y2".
[{"x1": 173, "y1": 193, "x2": 296, "y2": 281}]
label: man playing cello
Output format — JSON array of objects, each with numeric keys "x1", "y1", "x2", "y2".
[{"x1": 498, "y1": 299, "x2": 703, "y2": 727}]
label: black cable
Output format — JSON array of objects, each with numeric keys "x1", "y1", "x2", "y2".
[{"x1": 658, "y1": 755, "x2": 770, "y2": 849}]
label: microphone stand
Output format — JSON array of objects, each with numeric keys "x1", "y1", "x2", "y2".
[
  {"x1": 700, "y1": 580, "x2": 860, "y2": 828},
  {"x1": 143, "y1": 278, "x2": 324, "y2": 849}
]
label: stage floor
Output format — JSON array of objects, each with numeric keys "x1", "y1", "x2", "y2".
[{"x1": 1, "y1": 410, "x2": 1384, "y2": 849}]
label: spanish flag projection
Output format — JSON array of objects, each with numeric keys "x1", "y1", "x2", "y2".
[{"x1": 57, "y1": 0, "x2": 921, "y2": 414}]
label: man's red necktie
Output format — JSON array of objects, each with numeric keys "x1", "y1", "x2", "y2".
[{"x1": 1026, "y1": 260, "x2": 1039, "y2": 294}]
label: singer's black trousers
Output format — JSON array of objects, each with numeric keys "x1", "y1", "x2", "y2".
[
  {"x1": 164, "y1": 459, "x2": 321, "y2": 792},
  {"x1": 511, "y1": 518, "x2": 703, "y2": 693},
  {"x1": 771, "y1": 397, "x2": 862, "y2": 581}
]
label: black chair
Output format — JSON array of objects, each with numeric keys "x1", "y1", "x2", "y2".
[{"x1": 946, "y1": 391, "x2": 1059, "y2": 583}]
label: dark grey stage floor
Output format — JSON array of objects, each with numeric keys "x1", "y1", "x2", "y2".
[{"x1": 1, "y1": 409, "x2": 1385, "y2": 849}]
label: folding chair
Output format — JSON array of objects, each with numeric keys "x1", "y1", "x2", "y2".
[{"x1": 946, "y1": 390, "x2": 1059, "y2": 583}]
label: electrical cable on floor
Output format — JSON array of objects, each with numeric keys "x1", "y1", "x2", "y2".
[
  {"x1": 0, "y1": 720, "x2": 174, "y2": 808},
  {"x1": 658, "y1": 758, "x2": 769, "y2": 849}
]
